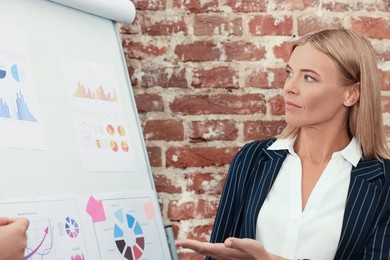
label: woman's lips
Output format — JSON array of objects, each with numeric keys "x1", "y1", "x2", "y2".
[{"x1": 284, "y1": 101, "x2": 301, "y2": 110}]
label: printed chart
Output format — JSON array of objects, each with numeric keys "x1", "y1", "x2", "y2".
[
  {"x1": 85, "y1": 192, "x2": 171, "y2": 259},
  {"x1": 0, "y1": 198, "x2": 88, "y2": 260},
  {"x1": 0, "y1": 23, "x2": 46, "y2": 149},
  {"x1": 62, "y1": 58, "x2": 136, "y2": 171}
]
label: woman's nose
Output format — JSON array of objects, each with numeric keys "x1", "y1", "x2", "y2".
[{"x1": 284, "y1": 76, "x2": 299, "y2": 95}]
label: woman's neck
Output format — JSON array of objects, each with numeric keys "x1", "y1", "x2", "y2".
[{"x1": 294, "y1": 127, "x2": 351, "y2": 164}]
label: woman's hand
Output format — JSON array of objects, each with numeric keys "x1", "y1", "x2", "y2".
[{"x1": 176, "y1": 237, "x2": 285, "y2": 260}]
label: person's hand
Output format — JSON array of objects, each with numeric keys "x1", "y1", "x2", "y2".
[
  {"x1": 176, "y1": 237, "x2": 285, "y2": 260},
  {"x1": 0, "y1": 217, "x2": 29, "y2": 260},
  {"x1": 0, "y1": 217, "x2": 11, "y2": 226}
]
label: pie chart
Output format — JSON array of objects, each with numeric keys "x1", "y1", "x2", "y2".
[
  {"x1": 65, "y1": 217, "x2": 79, "y2": 238},
  {"x1": 110, "y1": 140, "x2": 119, "y2": 152},
  {"x1": 121, "y1": 141, "x2": 129, "y2": 152},
  {"x1": 117, "y1": 125, "x2": 126, "y2": 136},
  {"x1": 106, "y1": 124, "x2": 115, "y2": 135},
  {"x1": 113, "y1": 209, "x2": 145, "y2": 260}
]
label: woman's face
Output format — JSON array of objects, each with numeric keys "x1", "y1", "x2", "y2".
[{"x1": 283, "y1": 43, "x2": 349, "y2": 129}]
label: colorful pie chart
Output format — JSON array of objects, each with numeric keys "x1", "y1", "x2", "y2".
[
  {"x1": 117, "y1": 125, "x2": 126, "y2": 136},
  {"x1": 110, "y1": 140, "x2": 119, "y2": 152},
  {"x1": 121, "y1": 141, "x2": 129, "y2": 152},
  {"x1": 106, "y1": 124, "x2": 115, "y2": 135},
  {"x1": 65, "y1": 217, "x2": 79, "y2": 238},
  {"x1": 113, "y1": 209, "x2": 145, "y2": 260}
]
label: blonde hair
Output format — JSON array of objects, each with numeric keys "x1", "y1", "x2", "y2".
[{"x1": 278, "y1": 28, "x2": 390, "y2": 160}]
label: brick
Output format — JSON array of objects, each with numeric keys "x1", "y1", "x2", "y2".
[
  {"x1": 245, "y1": 70, "x2": 269, "y2": 88},
  {"x1": 144, "y1": 120, "x2": 184, "y2": 141},
  {"x1": 176, "y1": 252, "x2": 204, "y2": 260},
  {"x1": 323, "y1": 0, "x2": 390, "y2": 12},
  {"x1": 273, "y1": 41, "x2": 293, "y2": 62},
  {"x1": 171, "y1": 222, "x2": 180, "y2": 239},
  {"x1": 192, "y1": 66, "x2": 239, "y2": 88},
  {"x1": 194, "y1": 14, "x2": 243, "y2": 36},
  {"x1": 351, "y1": 17, "x2": 390, "y2": 39},
  {"x1": 168, "y1": 199, "x2": 219, "y2": 220},
  {"x1": 225, "y1": 0, "x2": 267, "y2": 12},
  {"x1": 380, "y1": 69, "x2": 390, "y2": 91},
  {"x1": 128, "y1": 66, "x2": 138, "y2": 87},
  {"x1": 186, "y1": 172, "x2": 226, "y2": 194},
  {"x1": 223, "y1": 41, "x2": 266, "y2": 61},
  {"x1": 119, "y1": 20, "x2": 139, "y2": 35},
  {"x1": 132, "y1": 0, "x2": 166, "y2": 10},
  {"x1": 384, "y1": 125, "x2": 390, "y2": 140},
  {"x1": 153, "y1": 173, "x2": 182, "y2": 193},
  {"x1": 135, "y1": 93, "x2": 164, "y2": 112},
  {"x1": 382, "y1": 96, "x2": 390, "y2": 113},
  {"x1": 190, "y1": 120, "x2": 238, "y2": 142},
  {"x1": 175, "y1": 41, "x2": 222, "y2": 61},
  {"x1": 173, "y1": 0, "x2": 219, "y2": 12},
  {"x1": 141, "y1": 67, "x2": 188, "y2": 88},
  {"x1": 188, "y1": 224, "x2": 213, "y2": 241},
  {"x1": 147, "y1": 146, "x2": 162, "y2": 167},
  {"x1": 170, "y1": 94, "x2": 266, "y2": 115},
  {"x1": 168, "y1": 200, "x2": 195, "y2": 220},
  {"x1": 244, "y1": 67, "x2": 286, "y2": 88},
  {"x1": 270, "y1": 68, "x2": 287, "y2": 88},
  {"x1": 141, "y1": 14, "x2": 187, "y2": 35},
  {"x1": 273, "y1": 0, "x2": 319, "y2": 10},
  {"x1": 248, "y1": 15, "x2": 293, "y2": 36},
  {"x1": 376, "y1": 48, "x2": 390, "y2": 63},
  {"x1": 297, "y1": 16, "x2": 343, "y2": 36},
  {"x1": 123, "y1": 41, "x2": 168, "y2": 59},
  {"x1": 244, "y1": 120, "x2": 287, "y2": 140},
  {"x1": 166, "y1": 146, "x2": 239, "y2": 168},
  {"x1": 269, "y1": 94, "x2": 285, "y2": 116}
]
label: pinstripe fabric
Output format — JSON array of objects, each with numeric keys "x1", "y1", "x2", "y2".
[{"x1": 206, "y1": 139, "x2": 390, "y2": 260}]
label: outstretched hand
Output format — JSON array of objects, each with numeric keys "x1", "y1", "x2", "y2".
[
  {"x1": 176, "y1": 237, "x2": 285, "y2": 260},
  {"x1": 0, "y1": 217, "x2": 29, "y2": 260}
]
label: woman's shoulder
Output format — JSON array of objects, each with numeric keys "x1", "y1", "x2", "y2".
[
  {"x1": 241, "y1": 138, "x2": 277, "y2": 150},
  {"x1": 382, "y1": 159, "x2": 390, "y2": 180},
  {"x1": 235, "y1": 138, "x2": 278, "y2": 158}
]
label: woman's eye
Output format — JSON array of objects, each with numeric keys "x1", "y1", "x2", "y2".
[
  {"x1": 286, "y1": 70, "x2": 293, "y2": 78},
  {"x1": 304, "y1": 75, "x2": 316, "y2": 82}
]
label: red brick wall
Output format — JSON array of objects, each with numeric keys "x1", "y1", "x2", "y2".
[{"x1": 120, "y1": 0, "x2": 390, "y2": 258}]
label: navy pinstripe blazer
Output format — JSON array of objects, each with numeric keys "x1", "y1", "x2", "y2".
[{"x1": 208, "y1": 139, "x2": 390, "y2": 260}]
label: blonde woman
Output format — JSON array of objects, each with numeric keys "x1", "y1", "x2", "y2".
[{"x1": 176, "y1": 28, "x2": 390, "y2": 260}]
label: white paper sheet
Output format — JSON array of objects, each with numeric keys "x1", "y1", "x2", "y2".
[
  {"x1": 0, "y1": 191, "x2": 171, "y2": 260},
  {"x1": 0, "y1": 23, "x2": 47, "y2": 150},
  {"x1": 47, "y1": 0, "x2": 136, "y2": 23},
  {"x1": 62, "y1": 58, "x2": 138, "y2": 172}
]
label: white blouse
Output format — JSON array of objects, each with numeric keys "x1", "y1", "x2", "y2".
[{"x1": 256, "y1": 138, "x2": 362, "y2": 260}]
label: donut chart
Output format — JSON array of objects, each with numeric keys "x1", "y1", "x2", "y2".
[
  {"x1": 65, "y1": 217, "x2": 79, "y2": 238},
  {"x1": 113, "y1": 209, "x2": 145, "y2": 260}
]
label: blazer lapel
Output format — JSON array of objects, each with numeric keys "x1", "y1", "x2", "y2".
[
  {"x1": 239, "y1": 147, "x2": 288, "y2": 238},
  {"x1": 335, "y1": 160, "x2": 385, "y2": 259}
]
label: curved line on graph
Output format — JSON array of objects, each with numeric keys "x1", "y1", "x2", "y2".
[{"x1": 24, "y1": 219, "x2": 53, "y2": 259}]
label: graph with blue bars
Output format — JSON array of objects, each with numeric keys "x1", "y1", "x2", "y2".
[
  {"x1": 0, "y1": 98, "x2": 11, "y2": 119},
  {"x1": 0, "y1": 91, "x2": 37, "y2": 122}
]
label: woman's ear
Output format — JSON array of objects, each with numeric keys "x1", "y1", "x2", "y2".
[{"x1": 344, "y1": 83, "x2": 360, "y2": 107}]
